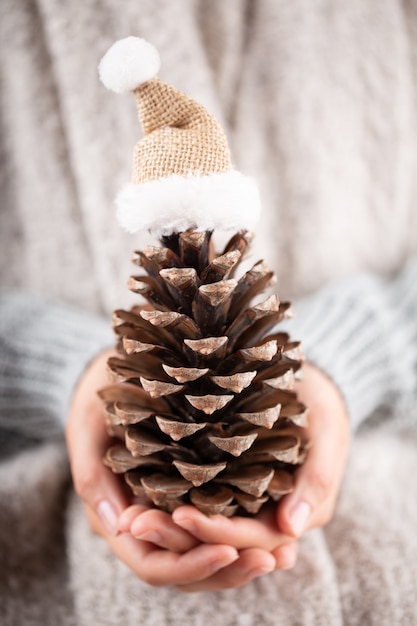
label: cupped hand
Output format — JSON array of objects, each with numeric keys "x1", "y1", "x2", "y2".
[
  {"x1": 277, "y1": 361, "x2": 350, "y2": 536},
  {"x1": 116, "y1": 359, "x2": 350, "y2": 590},
  {"x1": 66, "y1": 351, "x2": 348, "y2": 592},
  {"x1": 148, "y1": 361, "x2": 350, "y2": 577},
  {"x1": 66, "y1": 349, "x2": 129, "y2": 535},
  {"x1": 117, "y1": 501, "x2": 297, "y2": 591},
  {"x1": 67, "y1": 349, "x2": 229, "y2": 588},
  {"x1": 66, "y1": 349, "x2": 293, "y2": 591},
  {"x1": 87, "y1": 502, "x2": 287, "y2": 591},
  {"x1": 161, "y1": 362, "x2": 349, "y2": 541}
]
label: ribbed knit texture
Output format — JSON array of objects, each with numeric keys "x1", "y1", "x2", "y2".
[
  {"x1": 3, "y1": 256, "x2": 416, "y2": 447},
  {"x1": 1, "y1": 1, "x2": 417, "y2": 625},
  {"x1": 0, "y1": 292, "x2": 113, "y2": 446},
  {"x1": 285, "y1": 257, "x2": 417, "y2": 430}
]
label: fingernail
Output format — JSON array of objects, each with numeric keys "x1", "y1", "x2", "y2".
[
  {"x1": 135, "y1": 530, "x2": 162, "y2": 544},
  {"x1": 278, "y1": 544, "x2": 298, "y2": 570},
  {"x1": 209, "y1": 550, "x2": 239, "y2": 574},
  {"x1": 174, "y1": 518, "x2": 197, "y2": 534},
  {"x1": 281, "y1": 555, "x2": 297, "y2": 570},
  {"x1": 289, "y1": 501, "x2": 311, "y2": 536},
  {"x1": 209, "y1": 560, "x2": 228, "y2": 575},
  {"x1": 97, "y1": 500, "x2": 119, "y2": 536},
  {"x1": 246, "y1": 564, "x2": 275, "y2": 581},
  {"x1": 209, "y1": 556, "x2": 237, "y2": 574}
]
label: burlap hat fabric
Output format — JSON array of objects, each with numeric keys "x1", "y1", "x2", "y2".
[{"x1": 99, "y1": 37, "x2": 261, "y2": 237}]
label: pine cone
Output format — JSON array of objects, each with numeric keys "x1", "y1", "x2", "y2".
[{"x1": 99, "y1": 230, "x2": 308, "y2": 517}]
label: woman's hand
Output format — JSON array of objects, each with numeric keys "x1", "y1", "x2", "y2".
[
  {"x1": 66, "y1": 352, "x2": 348, "y2": 592},
  {"x1": 66, "y1": 350, "x2": 294, "y2": 591},
  {"x1": 66, "y1": 349, "x2": 129, "y2": 536},
  {"x1": 148, "y1": 361, "x2": 350, "y2": 588},
  {"x1": 116, "y1": 502, "x2": 297, "y2": 591},
  {"x1": 171, "y1": 362, "x2": 350, "y2": 545},
  {"x1": 277, "y1": 362, "x2": 350, "y2": 537},
  {"x1": 85, "y1": 502, "x2": 292, "y2": 591},
  {"x1": 116, "y1": 362, "x2": 350, "y2": 591}
]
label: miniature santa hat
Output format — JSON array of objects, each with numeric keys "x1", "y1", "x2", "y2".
[{"x1": 99, "y1": 37, "x2": 261, "y2": 237}]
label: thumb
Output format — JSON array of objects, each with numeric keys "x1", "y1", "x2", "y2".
[
  {"x1": 277, "y1": 368, "x2": 349, "y2": 537},
  {"x1": 277, "y1": 437, "x2": 335, "y2": 537},
  {"x1": 66, "y1": 350, "x2": 129, "y2": 535}
]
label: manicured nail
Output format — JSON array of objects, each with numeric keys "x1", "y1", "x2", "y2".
[
  {"x1": 135, "y1": 530, "x2": 162, "y2": 544},
  {"x1": 278, "y1": 544, "x2": 298, "y2": 570},
  {"x1": 281, "y1": 555, "x2": 297, "y2": 570},
  {"x1": 246, "y1": 564, "x2": 275, "y2": 581},
  {"x1": 289, "y1": 501, "x2": 311, "y2": 536},
  {"x1": 97, "y1": 500, "x2": 119, "y2": 536},
  {"x1": 209, "y1": 550, "x2": 239, "y2": 574},
  {"x1": 174, "y1": 518, "x2": 197, "y2": 534}
]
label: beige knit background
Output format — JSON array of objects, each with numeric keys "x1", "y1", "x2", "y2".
[
  {"x1": 133, "y1": 78, "x2": 233, "y2": 183},
  {"x1": 1, "y1": 2, "x2": 417, "y2": 625},
  {"x1": 1, "y1": 0, "x2": 416, "y2": 315}
]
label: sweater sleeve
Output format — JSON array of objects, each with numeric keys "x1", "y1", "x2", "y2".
[
  {"x1": 0, "y1": 291, "x2": 114, "y2": 443},
  {"x1": 3, "y1": 257, "x2": 417, "y2": 443},
  {"x1": 283, "y1": 257, "x2": 417, "y2": 431}
]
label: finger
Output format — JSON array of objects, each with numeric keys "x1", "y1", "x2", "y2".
[
  {"x1": 88, "y1": 505, "x2": 239, "y2": 586},
  {"x1": 272, "y1": 542, "x2": 298, "y2": 570},
  {"x1": 138, "y1": 543, "x2": 240, "y2": 587},
  {"x1": 66, "y1": 352, "x2": 129, "y2": 535},
  {"x1": 174, "y1": 548, "x2": 276, "y2": 593},
  {"x1": 118, "y1": 504, "x2": 149, "y2": 534},
  {"x1": 277, "y1": 438, "x2": 345, "y2": 537},
  {"x1": 114, "y1": 537, "x2": 239, "y2": 586},
  {"x1": 278, "y1": 384, "x2": 349, "y2": 537},
  {"x1": 130, "y1": 508, "x2": 200, "y2": 552},
  {"x1": 173, "y1": 504, "x2": 290, "y2": 551},
  {"x1": 94, "y1": 503, "x2": 297, "y2": 576},
  {"x1": 67, "y1": 409, "x2": 127, "y2": 535}
]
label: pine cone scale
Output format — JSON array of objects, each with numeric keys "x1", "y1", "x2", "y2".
[{"x1": 102, "y1": 231, "x2": 308, "y2": 517}]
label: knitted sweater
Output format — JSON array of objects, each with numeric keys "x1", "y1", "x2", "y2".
[{"x1": 1, "y1": 1, "x2": 417, "y2": 625}]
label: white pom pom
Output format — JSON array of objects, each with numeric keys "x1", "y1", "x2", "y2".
[{"x1": 98, "y1": 37, "x2": 160, "y2": 93}]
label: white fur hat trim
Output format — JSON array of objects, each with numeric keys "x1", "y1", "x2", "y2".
[{"x1": 116, "y1": 171, "x2": 261, "y2": 237}]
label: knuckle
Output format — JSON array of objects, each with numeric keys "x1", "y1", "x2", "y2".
[
  {"x1": 140, "y1": 571, "x2": 165, "y2": 587},
  {"x1": 84, "y1": 506, "x2": 102, "y2": 536},
  {"x1": 227, "y1": 578, "x2": 247, "y2": 590},
  {"x1": 73, "y1": 466, "x2": 101, "y2": 502},
  {"x1": 316, "y1": 503, "x2": 335, "y2": 528},
  {"x1": 89, "y1": 524, "x2": 100, "y2": 537},
  {"x1": 87, "y1": 515, "x2": 103, "y2": 536},
  {"x1": 309, "y1": 469, "x2": 333, "y2": 501},
  {"x1": 173, "y1": 584, "x2": 203, "y2": 594},
  {"x1": 64, "y1": 421, "x2": 75, "y2": 446}
]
